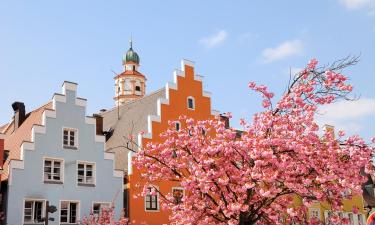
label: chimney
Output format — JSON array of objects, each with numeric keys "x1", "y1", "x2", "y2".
[
  {"x1": 93, "y1": 114, "x2": 103, "y2": 135},
  {"x1": 12, "y1": 102, "x2": 26, "y2": 130},
  {"x1": 220, "y1": 114, "x2": 230, "y2": 129}
]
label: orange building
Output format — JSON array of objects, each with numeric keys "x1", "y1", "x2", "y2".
[{"x1": 101, "y1": 42, "x2": 219, "y2": 224}]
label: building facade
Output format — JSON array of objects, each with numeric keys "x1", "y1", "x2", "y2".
[
  {"x1": 2, "y1": 82, "x2": 123, "y2": 225},
  {"x1": 101, "y1": 52, "x2": 219, "y2": 224}
]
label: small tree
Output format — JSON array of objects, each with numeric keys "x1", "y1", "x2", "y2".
[
  {"x1": 134, "y1": 57, "x2": 375, "y2": 225},
  {"x1": 80, "y1": 206, "x2": 129, "y2": 225}
]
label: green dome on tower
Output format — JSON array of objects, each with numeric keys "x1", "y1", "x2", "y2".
[{"x1": 123, "y1": 39, "x2": 140, "y2": 64}]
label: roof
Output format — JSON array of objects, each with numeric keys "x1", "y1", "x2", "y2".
[
  {"x1": 1, "y1": 102, "x2": 53, "y2": 180},
  {"x1": 101, "y1": 88, "x2": 165, "y2": 171}
]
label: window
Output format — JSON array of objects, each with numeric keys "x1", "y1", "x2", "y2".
[
  {"x1": 309, "y1": 208, "x2": 320, "y2": 220},
  {"x1": 348, "y1": 213, "x2": 354, "y2": 224},
  {"x1": 92, "y1": 202, "x2": 111, "y2": 216},
  {"x1": 60, "y1": 201, "x2": 78, "y2": 224},
  {"x1": 187, "y1": 97, "x2": 195, "y2": 110},
  {"x1": 24, "y1": 200, "x2": 44, "y2": 223},
  {"x1": 358, "y1": 214, "x2": 364, "y2": 225},
  {"x1": 172, "y1": 187, "x2": 184, "y2": 204},
  {"x1": 63, "y1": 128, "x2": 77, "y2": 149},
  {"x1": 145, "y1": 186, "x2": 159, "y2": 211},
  {"x1": 44, "y1": 159, "x2": 63, "y2": 183},
  {"x1": 124, "y1": 79, "x2": 131, "y2": 91},
  {"x1": 132, "y1": 65, "x2": 136, "y2": 71},
  {"x1": 77, "y1": 162, "x2": 95, "y2": 186},
  {"x1": 135, "y1": 86, "x2": 141, "y2": 91},
  {"x1": 175, "y1": 122, "x2": 181, "y2": 131}
]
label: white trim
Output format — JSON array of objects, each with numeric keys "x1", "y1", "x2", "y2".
[
  {"x1": 75, "y1": 98, "x2": 87, "y2": 107},
  {"x1": 181, "y1": 59, "x2": 195, "y2": 68},
  {"x1": 59, "y1": 200, "x2": 80, "y2": 224},
  {"x1": 157, "y1": 98, "x2": 169, "y2": 116},
  {"x1": 85, "y1": 117, "x2": 96, "y2": 125},
  {"x1": 42, "y1": 109, "x2": 56, "y2": 126},
  {"x1": 31, "y1": 125, "x2": 46, "y2": 142},
  {"x1": 43, "y1": 157, "x2": 64, "y2": 184},
  {"x1": 22, "y1": 198, "x2": 46, "y2": 225},
  {"x1": 20, "y1": 142, "x2": 35, "y2": 160},
  {"x1": 187, "y1": 96, "x2": 195, "y2": 110},
  {"x1": 62, "y1": 81, "x2": 77, "y2": 94},
  {"x1": 104, "y1": 152, "x2": 115, "y2": 160},
  {"x1": 128, "y1": 151, "x2": 134, "y2": 175},
  {"x1": 113, "y1": 169, "x2": 123, "y2": 178},
  {"x1": 76, "y1": 160, "x2": 96, "y2": 187},
  {"x1": 95, "y1": 135, "x2": 105, "y2": 143},
  {"x1": 9, "y1": 160, "x2": 24, "y2": 185},
  {"x1": 62, "y1": 127, "x2": 79, "y2": 149},
  {"x1": 91, "y1": 201, "x2": 112, "y2": 215},
  {"x1": 144, "y1": 185, "x2": 160, "y2": 212},
  {"x1": 195, "y1": 74, "x2": 204, "y2": 81},
  {"x1": 203, "y1": 91, "x2": 212, "y2": 98},
  {"x1": 52, "y1": 94, "x2": 66, "y2": 110}
]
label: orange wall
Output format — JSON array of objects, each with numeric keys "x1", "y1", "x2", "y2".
[{"x1": 128, "y1": 63, "x2": 215, "y2": 225}]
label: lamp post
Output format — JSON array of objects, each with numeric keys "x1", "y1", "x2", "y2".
[{"x1": 43, "y1": 201, "x2": 57, "y2": 225}]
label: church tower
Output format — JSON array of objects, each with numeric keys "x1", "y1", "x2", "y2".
[{"x1": 114, "y1": 39, "x2": 146, "y2": 106}]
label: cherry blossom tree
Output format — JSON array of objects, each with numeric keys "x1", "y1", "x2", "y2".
[
  {"x1": 134, "y1": 56, "x2": 375, "y2": 225},
  {"x1": 80, "y1": 206, "x2": 129, "y2": 225}
]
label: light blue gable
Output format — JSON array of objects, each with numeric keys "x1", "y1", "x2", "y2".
[{"x1": 7, "y1": 81, "x2": 123, "y2": 225}]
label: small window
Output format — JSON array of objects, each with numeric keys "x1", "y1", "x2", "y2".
[
  {"x1": 309, "y1": 208, "x2": 320, "y2": 220},
  {"x1": 44, "y1": 159, "x2": 63, "y2": 183},
  {"x1": 24, "y1": 200, "x2": 44, "y2": 223},
  {"x1": 77, "y1": 162, "x2": 95, "y2": 186},
  {"x1": 60, "y1": 201, "x2": 78, "y2": 224},
  {"x1": 172, "y1": 187, "x2": 184, "y2": 204},
  {"x1": 145, "y1": 186, "x2": 159, "y2": 211},
  {"x1": 175, "y1": 122, "x2": 181, "y2": 131},
  {"x1": 135, "y1": 86, "x2": 141, "y2": 91},
  {"x1": 92, "y1": 202, "x2": 111, "y2": 216},
  {"x1": 358, "y1": 214, "x2": 364, "y2": 225},
  {"x1": 187, "y1": 97, "x2": 195, "y2": 110},
  {"x1": 63, "y1": 128, "x2": 78, "y2": 149},
  {"x1": 132, "y1": 65, "x2": 136, "y2": 71}
]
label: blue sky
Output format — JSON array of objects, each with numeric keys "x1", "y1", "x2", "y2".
[{"x1": 1, "y1": 0, "x2": 375, "y2": 140}]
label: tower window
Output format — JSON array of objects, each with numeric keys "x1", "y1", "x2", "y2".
[
  {"x1": 187, "y1": 96, "x2": 195, "y2": 110},
  {"x1": 132, "y1": 65, "x2": 136, "y2": 71},
  {"x1": 135, "y1": 86, "x2": 141, "y2": 91}
]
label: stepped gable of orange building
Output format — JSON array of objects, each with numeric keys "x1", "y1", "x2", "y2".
[{"x1": 125, "y1": 59, "x2": 219, "y2": 225}]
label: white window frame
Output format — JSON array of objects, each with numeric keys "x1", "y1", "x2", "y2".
[
  {"x1": 76, "y1": 161, "x2": 96, "y2": 186},
  {"x1": 92, "y1": 202, "x2": 111, "y2": 216},
  {"x1": 309, "y1": 208, "x2": 320, "y2": 220},
  {"x1": 144, "y1": 185, "x2": 160, "y2": 212},
  {"x1": 62, "y1": 127, "x2": 78, "y2": 149},
  {"x1": 59, "y1": 200, "x2": 80, "y2": 224},
  {"x1": 43, "y1": 157, "x2": 64, "y2": 183},
  {"x1": 22, "y1": 198, "x2": 46, "y2": 224},
  {"x1": 172, "y1": 187, "x2": 184, "y2": 204},
  {"x1": 187, "y1": 96, "x2": 195, "y2": 110}
]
